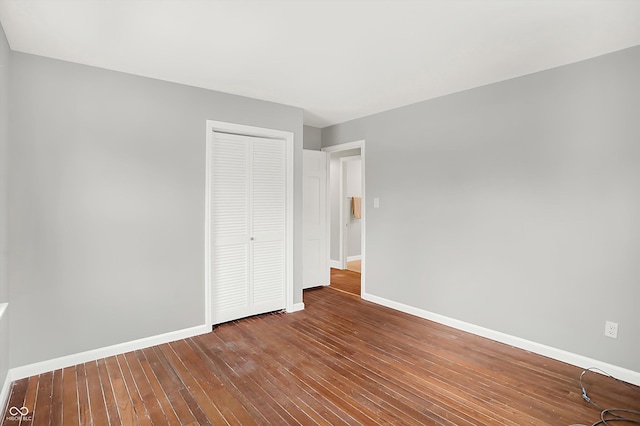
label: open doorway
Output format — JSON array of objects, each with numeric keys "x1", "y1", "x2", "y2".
[
  {"x1": 322, "y1": 140, "x2": 365, "y2": 297},
  {"x1": 341, "y1": 156, "x2": 362, "y2": 272}
]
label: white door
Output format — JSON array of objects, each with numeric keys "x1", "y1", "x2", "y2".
[
  {"x1": 302, "y1": 150, "x2": 329, "y2": 289},
  {"x1": 210, "y1": 132, "x2": 286, "y2": 324}
]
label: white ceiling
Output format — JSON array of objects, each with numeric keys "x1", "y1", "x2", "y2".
[{"x1": 1, "y1": 1, "x2": 639, "y2": 128}]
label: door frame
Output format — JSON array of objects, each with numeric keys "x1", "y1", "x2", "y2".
[
  {"x1": 322, "y1": 140, "x2": 366, "y2": 295},
  {"x1": 205, "y1": 120, "x2": 294, "y2": 326}
]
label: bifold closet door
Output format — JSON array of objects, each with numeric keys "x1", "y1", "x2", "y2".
[{"x1": 211, "y1": 132, "x2": 286, "y2": 324}]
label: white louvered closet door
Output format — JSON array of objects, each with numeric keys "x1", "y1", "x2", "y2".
[{"x1": 211, "y1": 132, "x2": 286, "y2": 324}]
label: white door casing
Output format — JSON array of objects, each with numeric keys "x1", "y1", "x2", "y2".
[
  {"x1": 322, "y1": 140, "x2": 366, "y2": 295},
  {"x1": 205, "y1": 121, "x2": 294, "y2": 326},
  {"x1": 302, "y1": 150, "x2": 329, "y2": 289}
]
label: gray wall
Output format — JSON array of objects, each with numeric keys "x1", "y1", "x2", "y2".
[
  {"x1": 8, "y1": 52, "x2": 303, "y2": 367},
  {"x1": 0, "y1": 21, "x2": 9, "y2": 390},
  {"x1": 303, "y1": 125, "x2": 322, "y2": 150},
  {"x1": 322, "y1": 46, "x2": 640, "y2": 372}
]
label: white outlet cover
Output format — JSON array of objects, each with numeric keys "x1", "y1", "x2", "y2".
[{"x1": 605, "y1": 320, "x2": 618, "y2": 339}]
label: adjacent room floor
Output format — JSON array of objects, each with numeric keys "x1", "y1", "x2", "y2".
[
  {"x1": 329, "y1": 267, "x2": 361, "y2": 296},
  {"x1": 2, "y1": 285, "x2": 639, "y2": 425},
  {"x1": 346, "y1": 259, "x2": 361, "y2": 273}
]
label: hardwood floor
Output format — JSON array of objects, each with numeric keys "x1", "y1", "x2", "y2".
[
  {"x1": 330, "y1": 268, "x2": 361, "y2": 296},
  {"x1": 3, "y1": 287, "x2": 639, "y2": 425},
  {"x1": 346, "y1": 260, "x2": 361, "y2": 273}
]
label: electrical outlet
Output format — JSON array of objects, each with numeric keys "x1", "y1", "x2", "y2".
[{"x1": 604, "y1": 321, "x2": 618, "y2": 339}]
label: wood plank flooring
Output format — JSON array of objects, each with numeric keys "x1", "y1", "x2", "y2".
[
  {"x1": 3, "y1": 286, "x2": 639, "y2": 425},
  {"x1": 346, "y1": 260, "x2": 361, "y2": 273},
  {"x1": 330, "y1": 268, "x2": 361, "y2": 296}
]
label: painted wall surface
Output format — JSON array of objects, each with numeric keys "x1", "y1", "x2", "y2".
[
  {"x1": 0, "y1": 21, "x2": 10, "y2": 391},
  {"x1": 322, "y1": 46, "x2": 640, "y2": 372},
  {"x1": 329, "y1": 148, "x2": 360, "y2": 262},
  {"x1": 8, "y1": 52, "x2": 303, "y2": 367},
  {"x1": 303, "y1": 125, "x2": 322, "y2": 150},
  {"x1": 345, "y1": 158, "x2": 361, "y2": 258}
]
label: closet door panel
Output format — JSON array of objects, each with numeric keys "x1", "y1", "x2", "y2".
[
  {"x1": 252, "y1": 240, "x2": 285, "y2": 309},
  {"x1": 213, "y1": 244, "x2": 249, "y2": 322},
  {"x1": 251, "y1": 139, "x2": 286, "y2": 311},
  {"x1": 252, "y1": 140, "x2": 286, "y2": 237},
  {"x1": 210, "y1": 132, "x2": 287, "y2": 324},
  {"x1": 211, "y1": 134, "x2": 250, "y2": 323}
]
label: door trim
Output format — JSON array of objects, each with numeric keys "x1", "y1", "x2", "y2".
[
  {"x1": 205, "y1": 120, "x2": 294, "y2": 326},
  {"x1": 321, "y1": 140, "x2": 366, "y2": 296}
]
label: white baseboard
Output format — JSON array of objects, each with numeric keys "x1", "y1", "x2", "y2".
[
  {"x1": 361, "y1": 291, "x2": 640, "y2": 387},
  {"x1": 0, "y1": 303, "x2": 10, "y2": 414},
  {"x1": 329, "y1": 256, "x2": 361, "y2": 269},
  {"x1": 9, "y1": 324, "x2": 210, "y2": 382},
  {"x1": 290, "y1": 302, "x2": 305, "y2": 313},
  {"x1": 0, "y1": 370, "x2": 11, "y2": 418}
]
